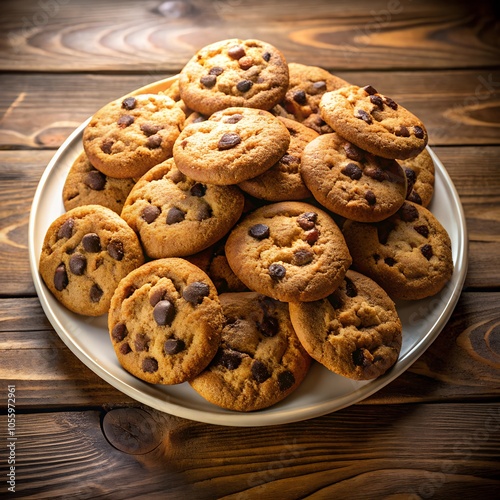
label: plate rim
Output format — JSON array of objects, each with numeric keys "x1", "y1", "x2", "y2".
[{"x1": 28, "y1": 78, "x2": 468, "y2": 427}]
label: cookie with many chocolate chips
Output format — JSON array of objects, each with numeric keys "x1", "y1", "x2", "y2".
[
  {"x1": 301, "y1": 133, "x2": 407, "y2": 222},
  {"x1": 120, "y1": 158, "x2": 245, "y2": 258},
  {"x1": 238, "y1": 117, "x2": 318, "y2": 201},
  {"x1": 342, "y1": 201, "x2": 453, "y2": 300},
  {"x1": 62, "y1": 151, "x2": 136, "y2": 214},
  {"x1": 189, "y1": 292, "x2": 311, "y2": 411},
  {"x1": 173, "y1": 107, "x2": 290, "y2": 185},
  {"x1": 179, "y1": 38, "x2": 289, "y2": 116},
  {"x1": 39, "y1": 205, "x2": 144, "y2": 316},
  {"x1": 399, "y1": 147, "x2": 435, "y2": 207},
  {"x1": 83, "y1": 94, "x2": 185, "y2": 179},
  {"x1": 320, "y1": 84, "x2": 428, "y2": 160},
  {"x1": 108, "y1": 258, "x2": 224, "y2": 385},
  {"x1": 289, "y1": 270, "x2": 402, "y2": 380},
  {"x1": 225, "y1": 201, "x2": 352, "y2": 302}
]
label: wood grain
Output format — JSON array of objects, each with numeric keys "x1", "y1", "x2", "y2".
[{"x1": 1, "y1": 0, "x2": 499, "y2": 71}]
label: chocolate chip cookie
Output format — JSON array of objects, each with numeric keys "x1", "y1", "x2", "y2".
[
  {"x1": 289, "y1": 270, "x2": 402, "y2": 380},
  {"x1": 120, "y1": 158, "x2": 245, "y2": 258},
  {"x1": 108, "y1": 258, "x2": 224, "y2": 385},
  {"x1": 342, "y1": 201, "x2": 453, "y2": 300},
  {"x1": 301, "y1": 132, "x2": 407, "y2": 222},
  {"x1": 320, "y1": 84, "x2": 428, "y2": 160},
  {"x1": 39, "y1": 205, "x2": 144, "y2": 316},
  {"x1": 173, "y1": 107, "x2": 290, "y2": 185},
  {"x1": 83, "y1": 93, "x2": 185, "y2": 179},
  {"x1": 179, "y1": 38, "x2": 289, "y2": 115},
  {"x1": 225, "y1": 201, "x2": 352, "y2": 302},
  {"x1": 189, "y1": 292, "x2": 311, "y2": 411},
  {"x1": 62, "y1": 151, "x2": 136, "y2": 214},
  {"x1": 400, "y1": 147, "x2": 435, "y2": 207},
  {"x1": 238, "y1": 117, "x2": 318, "y2": 201}
]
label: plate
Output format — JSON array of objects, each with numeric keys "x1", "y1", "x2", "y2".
[{"x1": 28, "y1": 77, "x2": 468, "y2": 427}]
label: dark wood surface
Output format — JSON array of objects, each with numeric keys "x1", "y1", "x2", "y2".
[{"x1": 1, "y1": 0, "x2": 499, "y2": 498}]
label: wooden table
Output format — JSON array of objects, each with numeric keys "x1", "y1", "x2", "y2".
[{"x1": 1, "y1": 0, "x2": 499, "y2": 497}]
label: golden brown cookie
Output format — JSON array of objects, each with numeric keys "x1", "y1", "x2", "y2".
[
  {"x1": 189, "y1": 292, "x2": 311, "y2": 411},
  {"x1": 225, "y1": 201, "x2": 352, "y2": 302},
  {"x1": 39, "y1": 205, "x2": 144, "y2": 316},
  {"x1": 108, "y1": 258, "x2": 224, "y2": 385},
  {"x1": 289, "y1": 270, "x2": 402, "y2": 380}
]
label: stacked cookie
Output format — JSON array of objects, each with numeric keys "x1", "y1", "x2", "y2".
[{"x1": 39, "y1": 38, "x2": 453, "y2": 412}]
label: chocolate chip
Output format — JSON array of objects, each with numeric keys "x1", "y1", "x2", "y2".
[
  {"x1": 305, "y1": 228, "x2": 320, "y2": 245},
  {"x1": 141, "y1": 205, "x2": 160, "y2": 223},
  {"x1": 107, "y1": 240, "x2": 124, "y2": 261},
  {"x1": 297, "y1": 212, "x2": 318, "y2": 230},
  {"x1": 278, "y1": 370, "x2": 295, "y2": 391},
  {"x1": 399, "y1": 202, "x2": 419, "y2": 222},
  {"x1": 149, "y1": 288, "x2": 166, "y2": 307},
  {"x1": 190, "y1": 183, "x2": 207, "y2": 197},
  {"x1": 112, "y1": 323, "x2": 127, "y2": 342},
  {"x1": 209, "y1": 66, "x2": 224, "y2": 76},
  {"x1": 82, "y1": 233, "x2": 101, "y2": 252},
  {"x1": 404, "y1": 168, "x2": 416, "y2": 196},
  {"x1": 344, "y1": 143, "x2": 364, "y2": 162},
  {"x1": 258, "y1": 316, "x2": 279, "y2": 337},
  {"x1": 166, "y1": 207, "x2": 185, "y2": 225},
  {"x1": 228, "y1": 45, "x2": 246, "y2": 59},
  {"x1": 281, "y1": 154, "x2": 300, "y2": 165},
  {"x1": 216, "y1": 348, "x2": 243, "y2": 370},
  {"x1": 248, "y1": 223, "x2": 270, "y2": 240},
  {"x1": 413, "y1": 126, "x2": 425, "y2": 139},
  {"x1": 124, "y1": 285, "x2": 136, "y2": 299},
  {"x1": 121, "y1": 97, "x2": 137, "y2": 110},
  {"x1": 352, "y1": 348, "x2": 369, "y2": 367},
  {"x1": 183, "y1": 281, "x2": 210, "y2": 304},
  {"x1": 69, "y1": 253, "x2": 86, "y2": 275},
  {"x1": 57, "y1": 218, "x2": 74, "y2": 240},
  {"x1": 408, "y1": 190, "x2": 423, "y2": 205},
  {"x1": 223, "y1": 113, "x2": 243, "y2": 124},
  {"x1": 120, "y1": 343, "x2": 132, "y2": 355},
  {"x1": 142, "y1": 357, "x2": 158, "y2": 373},
  {"x1": 134, "y1": 334, "x2": 150, "y2": 352},
  {"x1": 140, "y1": 123, "x2": 163, "y2": 136},
  {"x1": 293, "y1": 90, "x2": 307, "y2": 105},
  {"x1": 236, "y1": 80, "x2": 253, "y2": 93},
  {"x1": 238, "y1": 56, "x2": 253, "y2": 70},
  {"x1": 345, "y1": 277, "x2": 358, "y2": 297},
  {"x1": 384, "y1": 257, "x2": 396, "y2": 266},
  {"x1": 90, "y1": 283, "x2": 103, "y2": 302},
  {"x1": 197, "y1": 204, "x2": 212, "y2": 221},
  {"x1": 311, "y1": 80, "x2": 327, "y2": 93},
  {"x1": 363, "y1": 85, "x2": 378, "y2": 95},
  {"x1": 262, "y1": 51, "x2": 271, "y2": 62},
  {"x1": 218, "y1": 132, "x2": 241, "y2": 150},
  {"x1": 101, "y1": 139, "x2": 114, "y2": 154},
  {"x1": 153, "y1": 299, "x2": 175, "y2": 326},
  {"x1": 146, "y1": 134, "x2": 162, "y2": 149},
  {"x1": 383, "y1": 96, "x2": 398, "y2": 110},
  {"x1": 355, "y1": 109, "x2": 372, "y2": 124},
  {"x1": 342, "y1": 162, "x2": 363, "y2": 180},
  {"x1": 117, "y1": 114, "x2": 134, "y2": 128},
  {"x1": 365, "y1": 190, "x2": 377, "y2": 205},
  {"x1": 328, "y1": 292, "x2": 343, "y2": 309},
  {"x1": 54, "y1": 264, "x2": 68, "y2": 291},
  {"x1": 421, "y1": 244, "x2": 433, "y2": 260},
  {"x1": 395, "y1": 126, "x2": 410, "y2": 137},
  {"x1": 364, "y1": 166, "x2": 387, "y2": 181},
  {"x1": 369, "y1": 94, "x2": 384, "y2": 110},
  {"x1": 252, "y1": 360, "x2": 271, "y2": 383},
  {"x1": 200, "y1": 74, "x2": 217, "y2": 88},
  {"x1": 269, "y1": 263, "x2": 286, "y2": 280},
  {"x1": 377, "y1": 221, "x2": 394, "y2": 245},
  {"x1": 293, "y1": 248, "x2": 314, "y2": 266},
  {"x1": 84, "y1": 170, "x2": 106, "y2": 191},
  {"x1": 164, "y1": 338, "x2": 185, "y2": 355}
]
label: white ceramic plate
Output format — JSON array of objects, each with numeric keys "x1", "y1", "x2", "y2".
[{"x1": 28, "y1": 77, "x2": 468, "y2": 427}]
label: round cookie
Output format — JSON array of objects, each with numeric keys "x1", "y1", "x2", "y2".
[
  {"x1": 39, "y1": 205, "x2": 144, "y2": 316},
  {"x1": 179, "y1": 38, "x2": 289, "y2": 116},
  {"x1": 280, "y1": 62, "x2": 349, "y2": 122},
  {"x1": 400, "y1": 147, "x2": 435, "y2": 207},
  {"x1": 238, "y1": 117, "x2": 318, "y2": 201},
  {"x1": 120, "y1": 158, "x2": 245, "y2": 259},
  {"x1": 108, "y1": 258, "x2": 224, "y2": 385},
  {"x1": 83, "y1": 93, "x2": 185, "y2": 179},
  {"x1": 342, "y1": 201, "x2": 453, "y2": 301},
  {"x1": 189, "y1": 292, "x2": 311, "y2": 411},
  {"x1": 320, "y1": 84, "x2": 428, "y2": 160},
  {"x1": 173, "y1": 107, "x2": 290, "y2": 185},
  {"x1": 289, "y1": 270, "x2": 402, "y2": 380},
  {"x1": 62, "y1": 151, "x2": 136, "y2": 214},
  {"x1": 225, "y1": 201, "x2": 352, "y2": 302},
  {"x1": 301, "y1": 133, "x2": 407, "y2": 222}
]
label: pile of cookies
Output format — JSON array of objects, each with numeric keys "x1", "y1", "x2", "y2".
[{"x1": 39, "y1": 38, "x2": 453, "y2": 412}]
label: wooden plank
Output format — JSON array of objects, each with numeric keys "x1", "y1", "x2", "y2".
[
  {"x1": 1, "y1": 0, "x2": 499, "y2": 71},
  {"x1": 0, "y1": 403, "x2": 499, "y2": 498},
  {"x1": 1, "y1": 70, "x2": 500, "y2": 150},
  {"x1": 0, "y1": 292, "x2": 499, "y2": 409}
]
